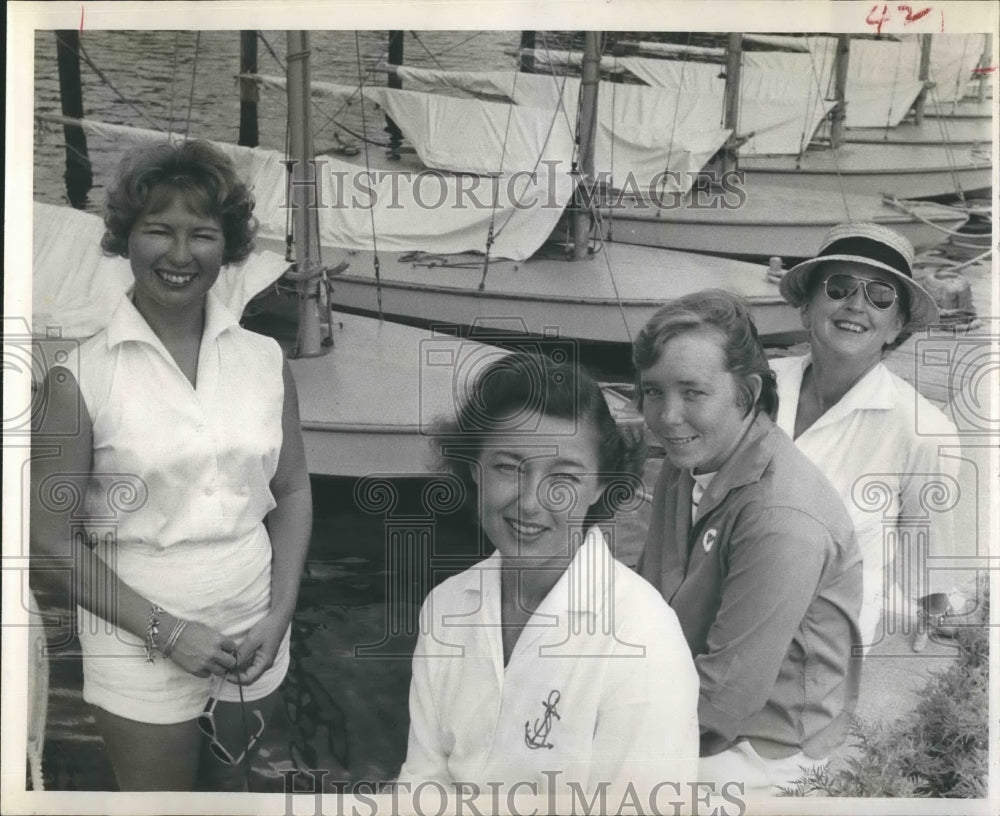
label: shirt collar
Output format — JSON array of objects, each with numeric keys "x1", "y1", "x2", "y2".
[
  {"x1": 464, "y1": 526, "x2": 611, "y2": 618},
  {"x1": 692, "y1": 413, "x2": 774, "y2": 520},
  {"x1": 105, "y1": 288, "x2": 239, "y2": 351}
]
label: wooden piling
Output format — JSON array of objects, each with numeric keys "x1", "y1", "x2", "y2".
[
  {"x1": 385, "y1": 31, "x2": 404, "y2": 157},
  {"x1": 54, "y1": 30, "x2": 93, "y2": 207},
  {"x1": 520, "y1": 31, "x2": 536, "y2": 73},
  {"x1": 239, "y1": 31, "x2": 259, "y2": 147}
]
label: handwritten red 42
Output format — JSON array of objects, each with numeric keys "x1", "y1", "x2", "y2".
[{"x1": 866, "y1": 4, "x2": 939, "y2": 35}]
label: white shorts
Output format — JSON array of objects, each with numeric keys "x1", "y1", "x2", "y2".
[{"x1": 79, "y1": 524, "x2": 292, "y2": 724}]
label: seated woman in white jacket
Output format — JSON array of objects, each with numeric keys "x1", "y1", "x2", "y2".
[{"x1": 397, "y1": 350, "x2": 699, "y2": 807}]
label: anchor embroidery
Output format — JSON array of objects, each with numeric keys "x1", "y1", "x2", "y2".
[{"x1": 524, "y1": 689, "x2": 561, "y2": 749}]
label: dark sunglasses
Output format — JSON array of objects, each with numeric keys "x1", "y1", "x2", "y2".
[
  {"x1": 197, "y1": 673, "x2": 265, "y2": 767},
  {"x1": 823, "y1": 273, "x2": 898, "y2": 311}
]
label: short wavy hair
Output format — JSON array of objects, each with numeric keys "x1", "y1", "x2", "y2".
[
  {"x1": 632, "y1": 289, "x2": 778, "y2": 419},
  {"x1": 432, "y1": 349, "x2": 645, "y2": 528},
  {"x1": 101, "y1": 140, "x2": 257, "y2": 264}
]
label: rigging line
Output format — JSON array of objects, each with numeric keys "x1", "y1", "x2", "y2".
[
  {"x1": 535, "y1": 32, "x2": 577, "y2": 146},
  {"x1": 477, "y1": 63, "x2": 520, "y2": 291},
  {"x1": 436, "y1": 30, "x2": 490, "y2": 57},
  {"x1": 69, "y1": 34, "x2": 165, "y2": 134},
  {"x1": 657, "y1": 34, "x2": 688, "y2": 205},
  {"x1": 487, "y1": 33, "x2": 577, "y2": 242},
  {"x1": 882, "y1": 37, "x2": 906, "y2": 133},
  {"x1": 254, "y1": 31, "x2": 389, "y2": 146},
  {"x1": 167, "y1": 32, "x2": 180, "y2": 134},
  {"x1": 806, "y1": 36, "x2": 851, "y2": 219},
  {"x1": 926, "y1": 84, "x2": 968, "y2": 209},
  {"x1": 583, "y1": 191, "x2": 632, "y2": 344},
  {"x1": 355, "y1": 31, "x2": 383, "y2": 321},
  {"x1": 408, "y1": 30, "x2": 454, "y2": 74},
  {"x1": 183, "y1": 32, "x2": 202, "y2": 141}
]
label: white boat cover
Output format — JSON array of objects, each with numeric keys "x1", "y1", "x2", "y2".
[
  {"x1": 616, "y1": 56, "x2": 833, "y2": 156},
  {"x1": 259, "y1": 71, "x2": 729, "y2": 195},
  {"x1": 32, "y1": 201, "x2": 287, "y2": 338},
  {"x1": 778, "y1": 35, "x2": 986, "y2": 127},
  {"x1": 47, "y1": 118, "x2": 571, "y2": 262}
]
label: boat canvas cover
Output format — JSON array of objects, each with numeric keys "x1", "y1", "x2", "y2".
[
  {"x1": 793, "y1": 35, "x2": 986, "y2": 127},
  {"x1": 388, "y1": 67, "x2": 731, "y2": 193},
  {"x1": 617, "y1": 55, "x2": 834, "y2": 156},
  {"x1": 58, "y1": 117, "x2": 568, "y2": 262},
  {"x1": 32, "y1": 201, "x2": 285, "y2": 338}
]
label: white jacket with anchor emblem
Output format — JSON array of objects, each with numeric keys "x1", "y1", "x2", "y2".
[{"x1": 398, "y1": 527, "x2": 699, "y2": 803}]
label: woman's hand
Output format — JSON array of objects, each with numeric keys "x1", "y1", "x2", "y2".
[
  {"x1": 231, "y1": 614, "x2": 287, "y2": 685},
  {"x1": 162, "y1": 616, "x2": 240, "y2": 678}
]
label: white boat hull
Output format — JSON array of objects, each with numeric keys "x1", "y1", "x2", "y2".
[
  {"x1": 739, "y1": 144, "x2": 993, "y2": 199},
  {"x1": 256, "y1": 240, "x2": 801, "y2": 345},
  {"x1": 602, "y1": 189, "x2": 968, "y2": 259}
]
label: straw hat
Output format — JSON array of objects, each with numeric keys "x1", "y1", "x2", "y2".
[{"x1": 779, "y1": 222, "x2": 939, "y2": 332}]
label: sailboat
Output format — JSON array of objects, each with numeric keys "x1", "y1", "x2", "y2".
[
  {"x1": 211, "y1": 32, "x2": 803, "y2": 342},
  {"x1": 33, "y1": 31, "x2": 556, "y2": 478},
  {"x1": 533, "y1": 34, "x2": 992, "y2": 200},
  {"x1": 398, "y1": 35, "x2": 971, "y2": 258}
]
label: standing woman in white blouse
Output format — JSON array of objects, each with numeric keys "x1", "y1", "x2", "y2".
[
  {"x1": 30, "y1": 141, "x2": 312, "y2": 790},
  {"x1": 771, "y1": 222, "x2": 960, "y2": 650}
]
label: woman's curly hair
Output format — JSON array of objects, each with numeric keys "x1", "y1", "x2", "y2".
[{"x1": 101, "y1": 140, "x2": 257, "y2": 265}]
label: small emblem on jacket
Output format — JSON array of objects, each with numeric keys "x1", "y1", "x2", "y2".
[
  {"x1": 702, "y1": 528, "x2": 718, "y2": 552},
  {"x1": 524, "y1": 689, "x2": 560, "y2": 749}
]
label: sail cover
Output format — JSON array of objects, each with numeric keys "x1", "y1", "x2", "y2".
[
  {"x1": 52, "y1": 117, "x2": 570, "y2": 262},
  {"x1": 617, "y1": 55, "x2": 834, "y2": 156},
  {"x1": 386, "y1": 67, "x2": 731, "y2": 193}
]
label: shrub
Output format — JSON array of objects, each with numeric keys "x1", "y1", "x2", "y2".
[{"x1": 781, "y1": 581, "x2": 990, "y2": 798}]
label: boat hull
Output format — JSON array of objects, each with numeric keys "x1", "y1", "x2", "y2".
[
  {"x1": 601, "y1": 189, "x2": 968, "y2": 260},
  {"x1": 845, "y1": 118, "x2": 992, "y2": 146},
  {"x1": 257, "y1": 241, "x2": 801, "y2": 345},
  {"x1": 739, "y1": 144, "x2": 993, "y2": 199}
]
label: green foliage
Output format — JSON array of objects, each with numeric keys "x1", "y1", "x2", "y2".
[{"x1": 782, "y1": 582, "x2": 990, "y2": 798}]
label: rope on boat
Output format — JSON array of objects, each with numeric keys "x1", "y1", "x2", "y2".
[
  {"x1": 355, "y1": 32, "x2": 383, "y2": 320},
  {"x1": 477, "y1": 50, "x2": 521, "y2": 291},
  {"x1": 881, "y1": 196, "x2": 976, "y2": 237}
]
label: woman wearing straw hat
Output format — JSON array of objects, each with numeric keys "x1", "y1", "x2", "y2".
[{"x1": 772, "y1": 222, "x2": 961, "y2": 651}]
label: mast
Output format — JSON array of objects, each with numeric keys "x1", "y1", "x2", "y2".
[
  {"x1": 286, "y1": 31, "x2": 328, "y2": 358},
  {"x1": 830, "y1": 34, "x2": 851, "y2": 149},
  {"x1": 722, "y1": 33, "x2": 743, "y2": 175},
  {"x1": 573, "y1": 31, "x2": 601, "y2": 260},
  {"x1": 913, "y1": 34, "x2": 932, "y2": 125}
]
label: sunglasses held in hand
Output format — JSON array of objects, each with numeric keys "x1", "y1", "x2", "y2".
[{"x1": 197, "y1": 671, "x2": 265, "y2": 766}]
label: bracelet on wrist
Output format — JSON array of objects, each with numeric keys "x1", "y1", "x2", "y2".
[
  {"x1": 162, "y1": 618, "x2": 189, "y2": 659},
  {"x1": 144, "y1": 604, "x2": 164, "y2": 663}
]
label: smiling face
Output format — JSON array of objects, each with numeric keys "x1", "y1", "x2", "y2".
[
  {"x1": 640, "y1": 328, "x2": 757, "y2": 474},
  {"x1": 473, "y1": 413, "x2": 605, "y2": 569},
  {"x1": 127, "y1": 186, "x2": 225, "y2": 318},
  {"x1": 803, "y1": 261, "x2": 905, "y2": 365}
]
